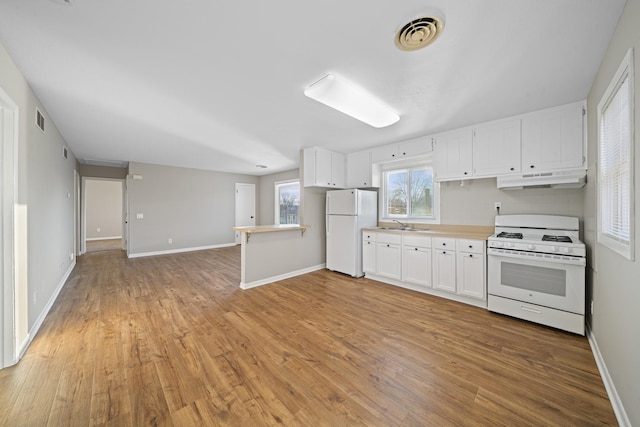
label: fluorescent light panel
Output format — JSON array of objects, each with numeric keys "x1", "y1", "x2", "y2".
[{"x1": 304, "y1": 74, "x2": 399, "y2": 128}]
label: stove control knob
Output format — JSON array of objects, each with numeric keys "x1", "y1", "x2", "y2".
[
  {"x1": 527, "y1": 244, "x2": 535, "y2": 250},
  {"x1": 507, "y1": 242, "x2": 515, "y2": 248},
  {"x1": 551, "y1": 246, "x2": 559, "y2": 252},
  {"x1": 494, "y1": 241, "x2": 503, "y2": 248},
  {"x1": 562, "y1": 247, "x2": 571, "y2": 254}
]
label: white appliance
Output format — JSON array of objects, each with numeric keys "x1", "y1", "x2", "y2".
[
  {"x1": 497, "y1": 170, "x2": 586, "y2": 190},
  {"x1": 326, "y1": 189, "x2": 377, "y2": 277},
  {"x1": 487, "y1": 215, "x2": 586, "y2": 335}
]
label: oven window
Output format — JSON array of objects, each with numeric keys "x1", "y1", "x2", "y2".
[{"x1": 501, "y1": 262, "x2": 566, "y2": 296}]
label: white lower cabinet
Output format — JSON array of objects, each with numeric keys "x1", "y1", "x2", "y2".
[
  {"x1": 402, "y1": 235, "x2": 432, "y2": 288},
  {"x1": 376, "y1": 233, "x2": 402, "y2": 280},
  {"x1": 363, "y1": 232, "x2": 377, "y2": 274},
  {"x1": 456, "y1": 239, "x2": 486, "y2": 300},
  {"x1": 362, "y1": 231, "x2": 487, "y2": 307}
]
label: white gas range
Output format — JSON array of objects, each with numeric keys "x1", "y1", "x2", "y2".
[{"x1": 487, "y1": 215, "x2": 586, "y2": 335}]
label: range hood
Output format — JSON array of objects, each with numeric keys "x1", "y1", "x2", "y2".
[{"x1": 497, "y1": 170, "x2": 586, "y2": 190}]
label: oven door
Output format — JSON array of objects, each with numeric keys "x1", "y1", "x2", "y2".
[{"x1": 488, "y1": 249, "x2": 585, "y2": 314}]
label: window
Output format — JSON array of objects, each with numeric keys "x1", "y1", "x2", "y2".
[
  {"x1": 383, "y1": 161, "x2": 438, "y2": 222},
  {"x1": 597, "y1": 48, "x2": 635, "y2": 260},
  {"x1": 275, "y1": 180, "x2": 300, "y2": 225}
]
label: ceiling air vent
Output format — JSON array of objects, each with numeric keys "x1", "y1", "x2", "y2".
[
  {"x1": 35, "y1": 108, "x2": 45, "y2": 133},
  {"x1": 395, "y1": 16, "x2": 444, "y2": 51}
]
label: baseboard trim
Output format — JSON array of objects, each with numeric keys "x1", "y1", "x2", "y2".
[
  {"x1": 586, "y1": 322, "x2": 631, "y2": 427},
  {"x1": 127, "y1": 243, "x2": 237, "y2": 259},
  {"x1": 240, "y1": 264, "x2": 326, "y2": 290},
  {"x1": 86, "y1": 236, "x2": 121, "y2": 241},
  {"x1": 18, "y1": 260, "x2": 76, "y2": 360}
]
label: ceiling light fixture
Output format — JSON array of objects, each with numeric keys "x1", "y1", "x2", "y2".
[{"x1": 304, "y1": 74, "x2": 399, "y2": 128}]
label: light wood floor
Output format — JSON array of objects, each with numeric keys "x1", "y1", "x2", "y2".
[
  {"x1": 85, "y1": 238, "x2": 123, "y2": 253},
  {"x1": 0, "y1": 247, "x2": 616, "y2": 426}
]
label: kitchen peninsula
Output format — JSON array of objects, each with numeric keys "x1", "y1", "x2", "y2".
[{"x1": 233, "y1": 224, "x2": 313, "y2": 289}]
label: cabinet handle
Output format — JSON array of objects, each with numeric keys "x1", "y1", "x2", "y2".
[
  {"x1": 463, "y1": 172, "x2": 468, "y2": 175},
  {"x1": 442, "y1": 243, "x2": 446, "y2": 246},
  {"x1": 530, "y1": 165, "x2": 535, "y2": 169},
  {"x1": 402, "y1": 152, "x2": 406, "y2": 155},
  {"x1": 469, "y1": 254, "x2": 473, "y2": 258},
  {"x1": 392, "y1": 154, "x2": 396, "y2": 157},
  {"x1": 469, "y1": 245, "x2": 472, "y2": 248},
  {"x1": 414, "y1": 247, "x2": 418, "y2": 251},
  {"x1": 387, "y1": 244, "x2": 390, "y2": 247},
  {"x1": 442, "y1": 251, "x2": 446, "y2": 254},
  {"x1": 510, "y1": 167, "x2": 514, "y2": 171}
]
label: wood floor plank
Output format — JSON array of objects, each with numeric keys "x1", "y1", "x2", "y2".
[{"x1": 0, "y1": 247, "x2": 617, "y2": 426}]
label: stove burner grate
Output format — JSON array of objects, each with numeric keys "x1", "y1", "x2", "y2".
[
  {"x1": 496, "y1": 232, "x2": 523, "y2": 239},
  {"x1": 542, "y1": 235, "x2": 573, "y2": 243}
]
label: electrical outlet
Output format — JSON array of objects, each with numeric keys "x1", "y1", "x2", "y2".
[
  {"x1": 168, "y1": 238, "x2": 173, "y2": 244},
  {"x1": 97, "y1": 227, "x2": 101, "y2": 232},
  {"x1": 136, "y1": 213, "x2": 144, "y2": 219},
  {"x1": 494, "y1": 202, "x2": 502, "y2": 210}
]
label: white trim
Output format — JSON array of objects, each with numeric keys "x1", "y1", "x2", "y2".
[
  {"x1": 596, "y1": 47, "x2": 635, "y2": 261},
  {"x1": 127, "y1": 243, "x2": 236, "y2": 259},
  {"x1": 240, "y1": 264, "x2": 326, "y2": 290},
  {"x1": 586, "y1": 323, "x2": 631, "y2": 426},
  {"x1": 17, "y1": 261, "x2": 75, "y2": 360},
  {"x1": 82, "y1": 177, "x2": 125, "y2": 255},
  {"x1": 86, "y1": 236, "x2": 122, "y2": 241},
  {"x1": 1, "y1": 87, "x2": 19, "y2": 368}
]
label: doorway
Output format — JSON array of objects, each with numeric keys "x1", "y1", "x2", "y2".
[
  {"x1": 235, "y1": 183, "x2": 256, "y2": 244},
  {"x1": 83, "y1": 178, "x2": 124, "y2": 253},
  {"x1": 1, "y1": 87, "x2": 18, "y2": 368}
]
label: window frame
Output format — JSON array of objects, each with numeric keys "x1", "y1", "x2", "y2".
[
  {"x1": 380, "y1": 156, "x2": 440, "y2": 224},
  {"x1": 597, "y1": 47, "x2": 635, "y2": 260},
  {"x1": 274, "y1": 179, "x2": 300, "y2": 225}
]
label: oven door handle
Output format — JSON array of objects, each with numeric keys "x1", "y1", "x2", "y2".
[{"x1": 520, "y1": 305, "x2": 542, "y2": 315}]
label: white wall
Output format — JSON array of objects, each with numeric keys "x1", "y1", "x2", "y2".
[
  {"x1": 583, "y1": 0, "x2": 640, "y2": 424},
  {"x1": 440, "y1": 178, "x2": 584, "y2": 226},
  {"x1": 0, "y1": 41, "x2": 76, "y2": 355},
  {"x1": 127, "y1": 162, "x2": 259, "y2": 255},
  {"x1": 85, "y1": 179, "x2": 122, "y2": 239}
]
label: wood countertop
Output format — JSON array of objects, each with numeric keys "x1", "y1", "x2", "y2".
[
  {"x1": 362, "y1": 223, "x2": 494, "y2": 240},
  {"x1": 233, "y1": 224, "x2": 311, "y2": 233}
]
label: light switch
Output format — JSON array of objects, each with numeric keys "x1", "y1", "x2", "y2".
[{"x1": 136, "y1": 213, "x2": 144, "y2": 219}]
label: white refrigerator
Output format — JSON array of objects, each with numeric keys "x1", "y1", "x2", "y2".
[{"x1": 326, "y1": 189, "x2": 378, "y2": 277}]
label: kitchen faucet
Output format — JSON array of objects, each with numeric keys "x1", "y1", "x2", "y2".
[{"x1": 393, "y1": 219, "x2": 409, "y2": 229}]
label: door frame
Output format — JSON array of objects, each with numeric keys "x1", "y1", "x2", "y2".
[
  {"x1": 81, "y1": 177, "x2": 125, "y2": 254},
  {"x1": 235, "y1": 183, "x2": 256, "y2": 244},
  {"x1": 1, "y1": 87, "x2": 19, "y2": 368}
]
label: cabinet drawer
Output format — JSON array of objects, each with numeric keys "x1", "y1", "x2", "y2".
[
  {"x1": 458, "y1": 239, "x2": 485, "y2": 254},
  {"x1": 433, "y1": 237, "x2": 456, "y2": 250},
  {"x1": 377, "y1": 233, "x2": 402, "y2": 245},
  {"x1": 403, "y1": 234, "x2": 432, "y2": 248},
  {"x1": 363, "y1": 231, "x2": 377, "y2": 241}
]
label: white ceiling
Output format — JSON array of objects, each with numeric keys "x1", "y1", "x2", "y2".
[{"x1": 0, "y1": 0, "x2": 626, "y2": 175}]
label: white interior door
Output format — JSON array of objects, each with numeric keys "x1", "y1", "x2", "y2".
[{"x1": 235, "y1": 183, "x2": 256, "y2": 244}]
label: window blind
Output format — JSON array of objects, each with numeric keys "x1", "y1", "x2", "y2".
[{"x1": 599, "y1": 66, "x2": 631, "y2": 244}]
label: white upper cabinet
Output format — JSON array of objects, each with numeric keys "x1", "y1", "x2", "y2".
[
  {"x1": 473, "y1": 119, "x2": 521, "y2": 177},
  {"x1": 521, "y1": 101, "x2": 585, "y2": 172},
  {"x1": 433, "y1": 128, "x2": 473, "y2": 181},
  {"x1": 346, "y1": 150, "x2": 372, "y2": 188},
  {"x1": 371, "y1": 136, "x2": 432, "y2": 164},
  {"x1": 303, "y1": 147, "x2": 346, "y2": 188}
]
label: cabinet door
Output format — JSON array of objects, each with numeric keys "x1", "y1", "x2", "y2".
[
  {"x1": 399, "y1": 137, "x2": 432, "y2": 158},
  {"x1": 347, "y1": 150, "x2": 372, "y2": 188},
  {"x1": 521, "y1": 101, "x2": 585, "y2": 172},
  {"x1": 403, "y1": 246, "x2": 432, "y2": 287},
  {"x1": 331, "y1": 152, "x2": 346, "y2": 188},
  {"x1": 371, "y1": 144, "x2": 399, "y2": 163},
  {"x1": 363, "y1": 238, "x2": 376, "y2": 274},
  {"x1": 310, "y1": 147, "x2": 332, "y2": 187},
  {"x1": 433, "y1": 249, "x2": 456, "y2": 292},
  {"x1": 456, "y1": 252, "x2": 485, "y2": 300},
  {"x1": 473, "y1": 119, "x2": 521, "y2": 177},
  {"x1": 433, "y1": 129, "x2": 473, "y2": 181},
  {"x1": 376, "y1": 242, "x2": 402, "y2": 280}
]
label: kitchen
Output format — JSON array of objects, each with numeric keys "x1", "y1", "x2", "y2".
[{"x1": 0, "y1": 0, "x2": 638, "y2": 425}]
